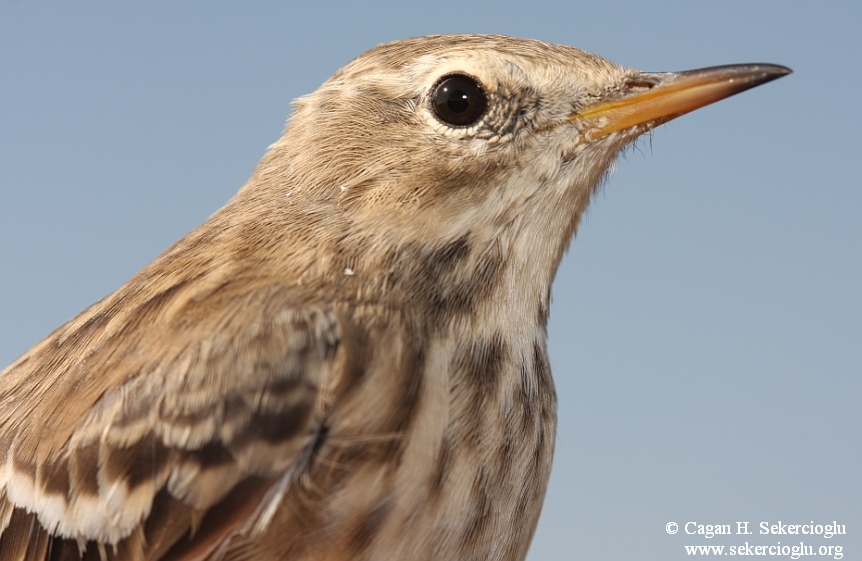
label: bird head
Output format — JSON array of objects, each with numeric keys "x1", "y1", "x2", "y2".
[{"x1": 225, "y1": 35, "x2": 788, "y2": 320}]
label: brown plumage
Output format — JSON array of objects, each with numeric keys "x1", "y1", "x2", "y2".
[{"x1": 0, "y1": 35, "x2": 789, "y2": 560}]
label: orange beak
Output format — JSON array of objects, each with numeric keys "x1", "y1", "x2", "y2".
[{"x1": 572, "y1": 64, "x2": 792, "y2": 141}]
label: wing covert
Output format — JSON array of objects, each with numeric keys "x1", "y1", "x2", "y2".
[{"x1": 0, "y1": 280, "x2": 340, "y2": 560}]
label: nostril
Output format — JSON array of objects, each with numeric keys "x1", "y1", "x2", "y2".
[
  {"x1": 624, "y1": 79, "x2": 657, "y2": 90},
  {"x1": 623, "y1": 72, "x2": 665, "y2": 90}
]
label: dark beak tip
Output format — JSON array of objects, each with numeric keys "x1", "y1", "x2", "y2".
[
  {"x1": 668, "y1": 63, "x2": 793, "y2": 92},
  {"x1": 750, "y1": 63, "x2": 793, "y2": 89},
  {"x1": 757, "y1": 63, "x2": 793, "y2": 79}
]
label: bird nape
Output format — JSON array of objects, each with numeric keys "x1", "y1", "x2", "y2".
[{"x1": 0, "y1": 35, "x2": 789, "y2": 561}]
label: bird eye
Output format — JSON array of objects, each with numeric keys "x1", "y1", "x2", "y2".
[{"x1": 432, "y1": 74, "x2": 487, "y2": 126}]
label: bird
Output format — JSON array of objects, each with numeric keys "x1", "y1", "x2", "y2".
[{"x1": 0, "y1": 35, "x2": 789, "y2": 560}]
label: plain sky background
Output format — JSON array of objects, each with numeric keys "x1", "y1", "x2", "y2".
[{"x1": 1, "y1": 1, "x2": 859, "y2": 560}]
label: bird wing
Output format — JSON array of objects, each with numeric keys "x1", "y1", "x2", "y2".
[{"x1": 0, "y1": 276, "x2": 340, "y2": 560}]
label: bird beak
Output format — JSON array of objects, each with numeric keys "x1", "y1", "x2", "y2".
[{"x1": 572, "y1": 63, "x2": 792, "y2": 141}]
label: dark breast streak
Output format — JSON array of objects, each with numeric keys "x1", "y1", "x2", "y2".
[
  {"x1": 222, "y1": 301, "x2": 556, "y2": 561},
  {"x1": 440, "y1": 334, "x2": 556, "y2": 561},
  {"x1": 151, "y1": 227, "x2": 547, "y2": 560}
]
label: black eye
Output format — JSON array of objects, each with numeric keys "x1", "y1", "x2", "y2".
[{"x1": 432, "y1": 74, "x2": 487, "y2": 126}]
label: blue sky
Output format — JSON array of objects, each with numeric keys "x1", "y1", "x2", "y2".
[{"x1": 1, "y1": 1, "x2": 859, "y2": 559}]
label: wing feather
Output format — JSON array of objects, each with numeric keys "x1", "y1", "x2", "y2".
[{"x1": 0, "y1": 277, "x2": 340, "y2": 560}]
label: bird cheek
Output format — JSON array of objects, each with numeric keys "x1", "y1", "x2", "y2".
[{"x1": 540, "y1": 125, "x2": 588, "y2": 165}]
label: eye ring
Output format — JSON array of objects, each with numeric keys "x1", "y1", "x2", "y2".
[{"x1": 431, "y1": 73, "x2": 488, "y2": 127}]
